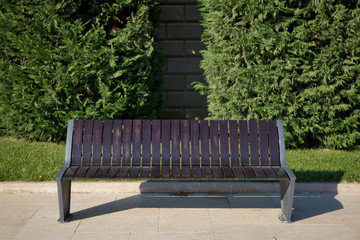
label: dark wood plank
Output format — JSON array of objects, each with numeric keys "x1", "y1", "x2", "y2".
[
  {"x1": 142, "y1": 120, "x2": 151, "y2": 166},
  {"x1": 129, "y1": 167, "x2": 140, "y2": 178},
  {"x1": 161, "y1": 166, "x2": 171, "y2": 178},
  {"x1": 107, "y1": 167, "x2": 120, "y2": 178},
  {"x1": 181, "y1": 166, "x2": 191, "y2": 179},
  {"x1": 150, "y1": 166, "x2": 161, "y2": 178},
  {"x1": 242, "y1": 167, "x2": 257, "y2": 179},
  {"x1": 181, "y1": 120, "x2": 190, "y2": 166},
  {"x1": 190, "y1": 120, "x2": 200, "y2": 166},
  {"x1": 118, "y1": 167, "x2": 130, "y2": 178},
  {"x1": 249, "y1": 120, "x2": 259, "y2": 166},
  {"x1": 152, "y1": 120, "x2": 161, "y2": 166},
  {"x1": 95, "y1": 166, "x2": 110, "y2": 178},
  {"x1": 212, "y1": 166, "x2": 224, "y2": 178},
  {"x1": 239, "y1": 120, "x2": 250, "y2": 166},
  {"x1": 200, "y1": 120, "x2": 210, "y2": 166},
  {"x1": 102, "y1": 120, "x2": 113, "y2": 166},
  {"x1": 122, "y1": 120, "x2": 132, "y2": 167},
  {"x1": 229, "y1": 120, "x2": 240, "y2": 167},
  {"x1": 210, "y1": 120, "x2": 220, "y2": 166},
  {"x1": 82, "y1": 120, "x2": 94, "y2": 166},
  {"x1": 232, "y1": 166, "x2": 246, "y2": 179},
  {"x1": 85, "y1": 166, "x2": 99, "y2": 178},
  {"x1": 252, "y1": 167, "x2": 267, "y2": 179},
  {"x1": 74, "y1": 167, "x2": 89, "y2": 178},
  {"x1": 92, "y1": 120, "x2": 103, "y2": 166},
  {"x1": 63, "y1": 166, "x2": 79, "y2": 178},
  {"x1": 161, "y1": 120, "x2": 171, "y2": 166},
  {"x1": 171, "y1": 166, "x2": 181, "y2": 179},
  {"x1": 259, "y1": 120, "x2": 270, "y2": 166},
  {"x1": 191, "y1": 166, "x2": 202, "y2": 179},
  {"x1": 112, "y1": 120, "x2": 122, "y2": 166},
  {"x1": 222, "y1": 166, "x2": 235, "y2": 179},
  {"x1": 132, "y1": 120, "x2": 142, "y2": 167},
  {"x1": 139, "y1": 167, "x2": 150, "y2": 178},
  {"x1": 171, "y1": 120, "x2": 181, "y2": 166},
  {"x1": 268, "y1": 120, "x2": 280, "y2": 166},
  {"x1": 71, "y1": 120, "x2": 83, "y2": 166},
  {"x1": 262, "y1": 166, "x2": 278, "y2": 179},
  {"x1": 219, "y1": 120, "x2": 229, "y2": 166},
  {"x1": 201, "y1": 166, "x2": 213, "y2": 179},
  {"x1": 273, "y1": 167, "x2": 289, "y2": 179}
]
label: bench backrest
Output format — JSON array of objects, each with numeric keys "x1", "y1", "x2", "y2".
[{"x1": 67, "y1": 120, "x2": 282, "y2": 168}]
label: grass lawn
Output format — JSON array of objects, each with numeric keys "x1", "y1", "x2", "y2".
[{"x1": 0, "y1": 137, "x2": 359, "y2": 182}]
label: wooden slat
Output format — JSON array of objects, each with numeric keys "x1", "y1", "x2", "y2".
[
  {"x1": 242, "y1": 167, "x2": 256, "y2": 179},
  {"x1": 129, "y1": 167, "x2": 140, "y2": 178},
  {"x1": 219, "y1": 120, "x2": 229, "y2": 166},
  {"x1": 249, "y1": 120, "x2": 260, "y2": 166},
  {"x1": 181, "y1": 166, "x2": 191, "y2": 179},
  {"x1": 200, "y1": 120, "x2": 210, "y2": 166},
  {"x1": 259, "y1": 120, "x2": 270, "y2": 166},
  {"x1": 139, "y1": 167, "x2": 150, "y2": 178},
  {"x1": 152, "y1": 120, "x2": 161, "y2": 166},
  {"x1": 229, "y1": 120, "x2": 240, "y2": 167},
  {"x1": 171, "y1": 120, "x2": 181, "y2": 166},
  {"x1": 191, "y1": 166, "x2": 202, "y2": 179},
  {"x1": 102, "y1": 120, "x2": 113, "y2": 166},
  {"x1": 252, "y1": 167, "x2": 267, "y2": 179},
  {"x1": 210, "y1": 120, "x2": 220, "y2": 166},
  {"x1": 162, "y1": 120, "x2": 171, "y2": 166},
  {"x1": 71, "y1": 120, "x2": 83, "y2": 166},
  {"x1": 95, "y1": 166, "x2": 110, "y2": 178},
  {"x1": 118, "y1": 167, "x2": 130, "y2": 178},
  {"x1": 262, "y1": 166, "x2": 278, "y2": 179},
  {"x1": 122, "y1": 120, "x2": 132, "y2": 167},
  {"x1": 212, "y1": 166, "x2": 224, "y2": 178},
  {"x1": 273, "y1": 167, "x2": 289, "y2": 179},
  {"x1": 161, "y1": 166, "x2": 171, "y2": 178},
  {"x1": 112, "y1": 120, "x2": 122, "y2": 166},
  {"x1": 171, "y1": 166, "x2": 181, "y2": 179},
  {"x1": 74, "y1": 167, "x2": 89, "y2": 178},
  {"x1": 232, "y1": 166, "x2": 246, "y2": 179},
  {"x1": 201, "y1": 166, "x2": 213, "y2": 179},
  {"x1": 132, "y1": 120, "x2": 142, "y2": 167},
  {"x1": 92, "y1": 120, "x2": 103, "y2": 166},
  {"x1": 239, "y1": 120, "x2": 249, "y2": 166},
  {"x1": 142, "y1": 120, "x2": 151, "y2": 166},
  {"x1": 181, "y1": 120, "x2": 190, "y2": 166},
  {"x1": 107, "y1": 167, "x2": 120, "y2": 178},
  {"x1": 190, "y1": 120, "x2": 200, "y2": 166},
  {"x1": 82, "y1": 120, "x2": 94, "y2": 166},
  {"x1": 268, "y1": 120, "x2": 280, "y2": 166},
  {"x1": 222, "y1": 166, "x2": 235, "y2": 179},
  {"x1": 63, "y1": 166, "x2": 79, "y2": 179},
  {"x1": 150, "y1": 166, "x2": 161, "y2": 178},
  {"x1": 85, "y1": 166, "x2": 99, "y2": 178}
]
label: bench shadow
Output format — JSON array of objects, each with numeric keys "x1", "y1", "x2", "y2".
[{"x1": 70, "y1": 184, "x2": 344, "y2": 223}]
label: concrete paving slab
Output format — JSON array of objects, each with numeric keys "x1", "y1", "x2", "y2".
[
  {"x1": 213, "y1": 224, "x2": 271, "y2": 240},
  {"x1": 343, "y1": 218, "x2": 360, "y2": 237},
  {"x1": 129, "y1": 232, "x2": 215, "y2": 240},
  {"x1": 71, "y1": 232, "x2": 130, "y2": 240}
]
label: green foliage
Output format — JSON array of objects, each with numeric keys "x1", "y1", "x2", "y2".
[
  {"x1": 0, "y1": 0, "x2": 163, "y2": 142},
  {"x1": 195, "y1": 0, "x2": 360, "y2": 149}
]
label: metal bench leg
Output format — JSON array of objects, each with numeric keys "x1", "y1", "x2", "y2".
[
  {"x1": 57, "y1": 178, "x2": 72, "y2": 222},
  {"x1": 279, "y1": 178, "x2": 295, "y2": 223}
]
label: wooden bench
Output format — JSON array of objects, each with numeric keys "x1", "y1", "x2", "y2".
[{"x1": 56, "y1": 119, "x2": 296, "y2": 223}]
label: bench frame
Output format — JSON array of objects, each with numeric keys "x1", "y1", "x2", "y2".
[{"x1": 57, "y1": 120, "x2": 295, "y2": 223}]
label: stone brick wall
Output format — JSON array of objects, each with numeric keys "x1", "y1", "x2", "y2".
[{"x1": 156, "y1": 0, "x2": 208, "y2": 120}]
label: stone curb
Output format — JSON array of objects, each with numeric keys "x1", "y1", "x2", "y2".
[{"x1": 1, "y1": 181, "x2": 360, "y2": 194}]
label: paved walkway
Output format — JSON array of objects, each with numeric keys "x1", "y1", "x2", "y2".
[{"x1": 1, "y1": 192, "x2": 360, "y2": 240}]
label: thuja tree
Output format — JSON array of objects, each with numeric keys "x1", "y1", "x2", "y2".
[
  {"x1": 195, "y1": 0, "x2": 360, "y2": 149},
  {"x1": 0, "y1": 0, "x2": 163, "y2": 142}
]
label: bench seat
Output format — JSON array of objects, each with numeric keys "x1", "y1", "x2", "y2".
[{"x1": 57, "y1": 119, "x2": 296, "y2": 223}]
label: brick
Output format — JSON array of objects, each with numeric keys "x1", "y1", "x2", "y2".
[
  {"x1": 155, "y1": 23, "x2": 166, "y2": 40},
  {"x1": 167, "y1": 58, "x2": 202, "y2": 73},
  {"x1": 158, "y1": 41, "x2": 184, "y2": 56},
  {"x1": 185, "y1": 74, "x2": 205, "y2": 90},
  {"x1": 185, "y1": 109, "x2": 209, "y2": 120},
  {"x1": 159, "y1": 5, "x2": 184, "y2": 21},
  {"x1": 167, "y1": 92, "x2": 203, "y2": 107},
  {"x1": 164, "y1": 75, "x2": 185, "y2": 90},
  {"x1": 161, "y1": 109, "x2": 184, "y2": 119},
  {"x1": 167, "y1": 23, "x2": 202, "y2": 39},
  {"x1": 185, "y1": 5, "x2": 202, "y2": 21},
  {"x1": 185, "y1": 40, "x2": 205, "y2": 56}
]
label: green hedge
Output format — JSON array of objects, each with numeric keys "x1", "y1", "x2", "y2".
[
  {"x1": 195, "y1": 0, "x2": 360, "y2": 149},
  {"x1": 0, "y1": 0, "x2": 163, "y2": 142}
]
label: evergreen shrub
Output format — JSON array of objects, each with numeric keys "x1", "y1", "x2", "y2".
[
  {"x1": 0, "y1": 0, "x2": 163, "y2": 142},
  {"x1": 195, "y1": 0, "x2": 360, "y2": 149}
]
